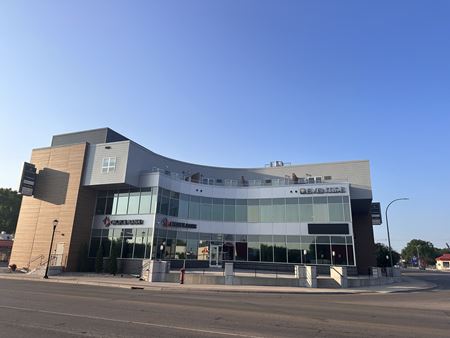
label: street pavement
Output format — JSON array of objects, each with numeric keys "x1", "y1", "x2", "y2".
[{"x1": 0, "y1": 270, "x2": 449, "y2": 337}]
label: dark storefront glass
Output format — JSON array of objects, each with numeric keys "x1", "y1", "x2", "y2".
[
  {"x1": 332, "y1": 244, "x2": 347, "y2": 265},
  {"x1": 235, "y1": 242, "x2": 247, "y2": 261},
  {"x1": 247, "y1": 241, "x2": 260, "y2": 261},
  {"x1": 223, "y1": 242, "x2": 234, "y2": 260},
  {"x1": 122, "y1": 228, "x2": 135, "y2": 258},
  {"x1": 273, "y1": 235, "x2": 287, "y2": 263},
  {"x1": 316, "y1": 244, "x2": 331, "y2": 265},
  {"x1": 347, "y1": 245, "x2": 355, "y2": 265}
]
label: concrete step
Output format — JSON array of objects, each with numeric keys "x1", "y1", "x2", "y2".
[{"x1": 317, "y1": 277, "x2": 340, "y2": 289}]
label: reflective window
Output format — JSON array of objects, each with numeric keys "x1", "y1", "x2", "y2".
[
  {"x1": 189, "y1": 196, "x2": 200, "y2": 219},
  {"x1": 178, "y1": 194, "x2": 189, "y2": 219},
  {"x1": 200, "y1": 197, "x2": 212, "y2": 221},
  {"x1": 121, "y1": 228, "x2": 135, "y2": 258},
  {"x1": 260, "y1": 235, "x2": 273, "y2": 262},
  {"x1": 127, "y1": 190, "x2": 140, "y2": 215},
  {"x1": 259, "y1": 199, "x2": 273, "y2": 223},
  {"x1": 248, "y1": 241, "x2": 260, "y2": 261},
  {"x1": 313, "y1": 197, "x2": 329, "y2": 222},
  {"x1": 299, "y1": 198, "x2": 313, "y2": 222},
  {"x1": 139, "y1": 188, "x2": 152, "y2": 214},
  {"x1": 95, "y1": 197, "x2": 106, "y2": 215},
  {"x1": 212, "y1": 198, "x2": 224, "y2": 222},
  {"x1": 273, "y1": 198, "x2": 285, "y2": 222},
  {"x1": 247, "y1": 199, "x2": 260, "y2": 223},
  {"x1": 101, "y1": 157, "x2": 116, "y2": 174},
  {"x1": 105, "y1": 194, "x2": 114, "y2": 214},
  {"x1": 224, "y1": 199, "x2": 235, "y2": 222},
  {"x1": 176, "y1": 231, "x2": 187, "y2": 259},
  {"x1": 235, "y1": 199, "x2": 247, "y2": 222},
  {"x1": 169, "y1": 194, "x2": 180, "y2": 217},
  {"x1": 286, "y1": 198, "x2": 299, "y2": 222},
  {"x1": 116, "y1": 191, "x2": 129, "y2": 215},
  {"x1": 134, "y1": 229, "x2": 148, "y2": 258},
  {"x1": 273, "y1": 235, "x2": 286, "y2": 262}
]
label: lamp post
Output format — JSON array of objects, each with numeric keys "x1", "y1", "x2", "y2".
[
  {"x1": 416, "y1": 245, "x2": 421, "y2": 268},
  {"x1": 44, "y1": 219, "x2": 59, "y2": 279},
  {"x1": 385, "y1": 198, "x2": 409, "y2": 268}
]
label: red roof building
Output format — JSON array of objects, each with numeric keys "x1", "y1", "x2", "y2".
[{"x1": 436, "y1": 254, "x2": 450, "y2": 270}]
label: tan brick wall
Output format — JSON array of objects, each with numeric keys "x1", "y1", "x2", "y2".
[{"x1": 10, "y1": 143, "x2": 91, "y2": 271}]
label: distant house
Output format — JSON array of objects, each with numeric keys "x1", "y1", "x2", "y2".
[
  {"x1": 0, "y1": 239, "x2": 13, "y2": 262},
  {"x1": 435, "y1": 254, "x2": 450, "y2": 270}
]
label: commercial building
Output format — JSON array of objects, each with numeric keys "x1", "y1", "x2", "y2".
[
  {"x1": 10, "y1": 128, "x2": 377, "y2": 274},
  {"x1": 436, "y1": 254, "x2": 450, "y2": 270}
]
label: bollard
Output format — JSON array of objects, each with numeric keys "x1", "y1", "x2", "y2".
[{"x1": 180, "y1": 268, "x2": 186, "y2": 284}]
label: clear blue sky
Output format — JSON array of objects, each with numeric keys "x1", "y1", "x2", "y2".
[{"x1": 1, "y1": 1, "x2": 449, "y2": 251}]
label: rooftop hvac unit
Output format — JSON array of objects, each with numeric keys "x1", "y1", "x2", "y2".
[{"x1": 270, "y1": 160, "x2": 284, "y2": 167}]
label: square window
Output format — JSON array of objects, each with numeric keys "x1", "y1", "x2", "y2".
[{"x1": 101, "y1": 157, "x2": 116, "y2": 174}]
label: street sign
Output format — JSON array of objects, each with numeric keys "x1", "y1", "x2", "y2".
[
  {"x1": 19, "y1": 162, "x2": 37, "y2": 196},
  {"x1": 371, "y1": 202, "x2": 382, "y2": 225}
]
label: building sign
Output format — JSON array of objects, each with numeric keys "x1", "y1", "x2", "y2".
[
  {"x1": 19, "y1": 162, "x2": 37, "y2": 196},
  {"x1": 299, "y1": 187, "x2": 346, "y2": 195},
  {"x1": 103, "y1": 216, "x2": 144, "y2": 227},
  {"x1": 371, "y1": 202, "x2": 382, "y2": 225},
  {"x1": 161, "y1": 217, "x2": 197, "y2": 229}
]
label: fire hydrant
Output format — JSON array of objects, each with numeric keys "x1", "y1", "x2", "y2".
[{"x1": 180, "y1": 267, "x2": 186, "y2": 284}]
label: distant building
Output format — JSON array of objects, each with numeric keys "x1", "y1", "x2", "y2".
[
  {"x1": 0, "y1": 232, "x2": 13, "y2": 262},
  {"x1": 435, "y1": 254, "x2": 450, "y2": 270},
  {"x1": 10, "y1": 128, "x2": 378, "y2": 274}
]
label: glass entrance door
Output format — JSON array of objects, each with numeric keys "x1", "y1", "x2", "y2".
[{"x1": 209, "y1": 245, "x2": 221, "y2": 267}]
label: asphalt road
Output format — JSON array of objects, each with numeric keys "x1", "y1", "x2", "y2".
[{"x1": 0, "y1": 271, "x2": 449, "y2": 338}]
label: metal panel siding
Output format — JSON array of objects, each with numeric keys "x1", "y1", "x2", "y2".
[
  {"x1": 124, "y1": 142, "x2": 371, "y2": 197},
  {"x1": 51, "y1": 128, "x2": 128, "y2": 147},
  {"x1": 82, "y1": 142, "x2": 130, "y2": 186}
]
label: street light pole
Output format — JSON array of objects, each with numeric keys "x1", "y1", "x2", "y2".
[
  {"x1": 385, "y1": 198, "x2": 409, "y2": 268},
  {"x1": 44, "y1": 219, "x2": 59, "y2": 279},
  {"x1": 416, "y1": 245, "x2": 421, "y2": 268}
]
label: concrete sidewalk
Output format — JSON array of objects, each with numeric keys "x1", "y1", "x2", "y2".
[{"x1": 0, "y1": 272, "x2": 437, "y2": 294}]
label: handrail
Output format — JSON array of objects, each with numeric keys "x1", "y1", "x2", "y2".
[
  {"x1": 141, "y1": 169, "x2": 350, "y2": 189},
  {"x1": 28, "y1": 254, "x2": 45, "y2": 268}
]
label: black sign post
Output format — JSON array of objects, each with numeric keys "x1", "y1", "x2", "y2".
[{"x1": 19, "y1": 162, "x2": 37, "y2": 196}]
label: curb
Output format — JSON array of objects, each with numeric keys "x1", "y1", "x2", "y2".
[{"x1": 0, "y1": 273, "x2": 436, "y2": 295}]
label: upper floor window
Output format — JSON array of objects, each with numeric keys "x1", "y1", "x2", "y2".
[{"x1": 102, "y1": 157, "x2": 116, "y2": 174}]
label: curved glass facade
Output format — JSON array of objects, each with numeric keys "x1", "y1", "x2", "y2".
[{"x1": 90, "y1": 186, "x2": 355, "y2": 266}]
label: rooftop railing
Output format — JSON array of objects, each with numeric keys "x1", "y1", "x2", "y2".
[{"x1": 141, "y1": 168, "x2": 349, "y2": 188}]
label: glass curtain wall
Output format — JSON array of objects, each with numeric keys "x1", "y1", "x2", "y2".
[{"x1": 154, "y1": 188, "x2": 351, "y2": 223}]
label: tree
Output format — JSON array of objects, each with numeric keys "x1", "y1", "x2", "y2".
[
  {"x1": 95, "y1": 243, "x2": 103, "y2": 273},
  {"x1": 375, "y1": 243, "x2": 400, "y2": 267},
  {"x1": 401, "y1": 239, "x2": 440, "y2": 266},
  {"x1": 0, "y1": 188, "x2": 22, "y2": 234}
]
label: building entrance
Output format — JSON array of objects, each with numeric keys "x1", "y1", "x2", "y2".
[{"x1": 209, "y1": 245, "x2": 222, "y2": 268}]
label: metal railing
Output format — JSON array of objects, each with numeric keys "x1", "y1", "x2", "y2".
[{"x1": 142, "y1": 168, "x2": 349, "y2": 189}]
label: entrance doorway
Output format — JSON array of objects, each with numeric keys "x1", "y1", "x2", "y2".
[{"x1": 209, "y1": 245, "x2": 222, "y2": 268}]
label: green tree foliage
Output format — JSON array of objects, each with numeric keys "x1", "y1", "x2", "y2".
[
  {"x1": 375, "y1": 243, "x2": 400, "y2": 267},
  {"x1": 401, "y1": 239, "x2": 440, "y2": 266},
  {"x1": 95, "y1": 243, "x2": 103, "y2": 273},
  {"x1": 0, "y1": 188, "x2": 22, "y2": 234}
]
